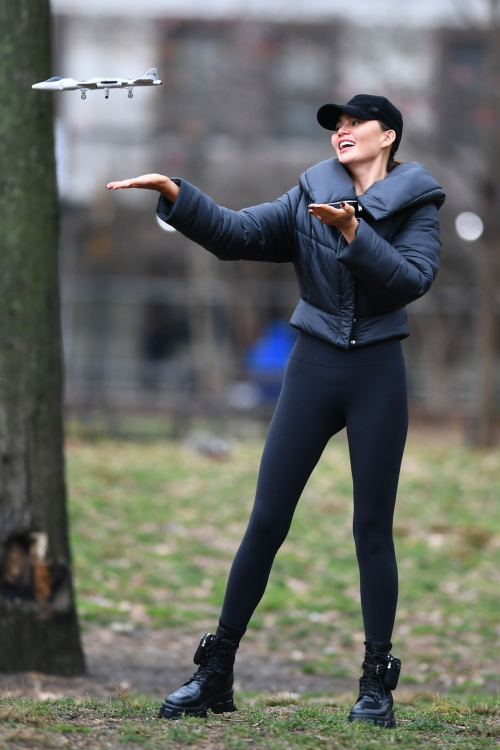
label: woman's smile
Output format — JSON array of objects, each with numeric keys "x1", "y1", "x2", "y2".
[{"x1": 339, "y1": 138, "x2": 357, "y2": 152}]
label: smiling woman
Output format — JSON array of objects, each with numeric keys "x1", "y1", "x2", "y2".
[
  {"x1": 335, "y1": 117, "x2": 391, "y2": 162},
  {"x1": 333, "y1": 115, "x2": 403, "y2": 172},
  {"x1": 105, "y1": 92, "x2": 446, "y2": 730},
  {"x1": 318, "y1": 93, "x2": 404, "y2": 191}
]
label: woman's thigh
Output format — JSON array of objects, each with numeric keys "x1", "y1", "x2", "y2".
[
  {"x1": 344, "y1": 359, "x2": 409, "y2": 537},
  {"x1": 248, "y1": 356, "x2": 347, "y2": 539}
]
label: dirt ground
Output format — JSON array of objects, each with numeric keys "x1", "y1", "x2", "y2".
[
  {"x1": 0, "y1": 624, "x2": 355, "y2": 701},
  {"x1": 1, "y1": 623, "x2": 496, "y2": 704}
]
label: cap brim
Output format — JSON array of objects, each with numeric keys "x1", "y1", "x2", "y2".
[{"x1": 317, "y1": 103, "x2": 375, "y2": 131}]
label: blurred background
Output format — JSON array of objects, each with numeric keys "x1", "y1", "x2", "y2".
[{"x1": 49, "y1": 0, "x2": 499, "y2": 442}]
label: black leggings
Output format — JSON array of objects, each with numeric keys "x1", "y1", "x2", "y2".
[{"x1": 220, "y1": 330, "x2": 409, "y2": 643}]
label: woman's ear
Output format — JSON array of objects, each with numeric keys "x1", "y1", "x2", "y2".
[{"x1": 380, "y1": 130, "x2": 395, "y2": 152}]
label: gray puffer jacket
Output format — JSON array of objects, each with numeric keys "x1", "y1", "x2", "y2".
[{"x1": 156, "y1": 157, "x2": 446, "y2": 348}]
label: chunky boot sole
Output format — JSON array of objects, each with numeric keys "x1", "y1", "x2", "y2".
[
  {"x1": 348, "y1": 708, "x2": 396, "y2": 728},
  {"x1": 159, "y1": 689, "x2": 237, "y2": 720}
]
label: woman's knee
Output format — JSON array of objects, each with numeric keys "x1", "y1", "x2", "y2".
[
  {"x1": 244, "y1": 507, "x2": 291, "y2": 551},
  {"x1": 352, "y1": 515, "x2": 394, "y2": 556}
]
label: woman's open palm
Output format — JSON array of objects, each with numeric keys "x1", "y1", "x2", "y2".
[{"x1": 106, "y1": 174, "x2": 170, "y2": 192}]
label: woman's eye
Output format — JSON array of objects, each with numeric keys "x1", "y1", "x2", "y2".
[{"x1": 334, "y1": 120, "x2": 360, "y2": 132}]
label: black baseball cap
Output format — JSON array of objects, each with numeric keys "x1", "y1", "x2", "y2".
[{"x1": 317, "y1": 94, "x2": 403, "y2": 151}]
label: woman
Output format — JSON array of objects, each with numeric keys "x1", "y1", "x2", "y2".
[{"x1": 107, "y1": 93, "x2": 446, "y2": 728}]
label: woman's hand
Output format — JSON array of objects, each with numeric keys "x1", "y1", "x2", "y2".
[
  {"x1": 309, "y1": 202, "x2": 359, "y2": 243},
  {"x1": 105, "y1": 173, "x2": 180, "y2": 202}
]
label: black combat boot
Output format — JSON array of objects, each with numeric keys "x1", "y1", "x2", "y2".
[
  {"x1": 159, "y1": 626, "x2": 240, "y2": 719},
  {"x1": 348, "y1": 639, "x2": 401, "y2": 728}
]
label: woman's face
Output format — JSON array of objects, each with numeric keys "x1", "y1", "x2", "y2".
[{"x1": 331, "y1": 113, "x2": 395, "y2": 166}]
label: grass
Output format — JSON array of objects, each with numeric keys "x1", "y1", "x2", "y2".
[
  {"x1": 66, "y1": 429, "x2": 500, "y2": 698},
  {"x1": 0, "y1": 691, "x2": 498, "y2": 749},
  {"x1": 2, "y1": 427, "x2": 499, "y2": 747}
]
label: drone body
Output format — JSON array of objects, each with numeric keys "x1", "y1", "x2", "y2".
[{"x1": 32, "y1": 68, "x2": 162, "y2": 99}]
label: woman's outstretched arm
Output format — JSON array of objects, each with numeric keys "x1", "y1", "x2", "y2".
[{"x1": 106, "y1": 173, "x2": 300, "y2": 264}]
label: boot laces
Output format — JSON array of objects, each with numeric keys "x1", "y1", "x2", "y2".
[
  {"x1": 359, "y1": 669, "x2": 383, "y2": 696},
  {"x1": 188, "y1": 641, "x2": 229, "y2": 684},
  {"x1": 358, "y1": 655, "x2": 388, "y2": 697}
]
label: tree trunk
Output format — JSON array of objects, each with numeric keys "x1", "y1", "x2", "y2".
[
  {"x1": 474, "y1": 1, "x2": 500, "y2": 446},
  {"x1": 476, "y1": 241, "x2": 498, "y2": 445},
  {"x1": 0, "y1": 0, "x2": 86, "y2": 674}
]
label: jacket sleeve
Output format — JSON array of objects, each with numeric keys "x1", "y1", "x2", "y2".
[
  {"x1": 156, "y1": 177, "x2": 300, "y2": 263},
  {"x1": 336, "y1": 201, "x2": 442, "y2": 308}
]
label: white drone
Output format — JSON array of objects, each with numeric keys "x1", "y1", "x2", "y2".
[{"x1": 32, "y1": 68, "x2": 162, "y2": 100}]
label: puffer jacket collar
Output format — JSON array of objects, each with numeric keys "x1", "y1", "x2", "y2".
[{"x1": 299, "y1": 157, "x2": 446, "y2": 220}]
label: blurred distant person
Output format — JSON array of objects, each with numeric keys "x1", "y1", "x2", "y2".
[
  {"x1": 243, "y1": 318, "x2": 298, "y2": 403},
  {"x1": 107, "y1": 94, "x2": 446, "y2": 728}
]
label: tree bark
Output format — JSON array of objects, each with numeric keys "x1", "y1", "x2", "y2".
[
  {"x1": 475, "y1": 0, "x2": 500, "y2": 446},
  {"x1": 0, "y1": 0, "x2": 86, "y2": 674}
]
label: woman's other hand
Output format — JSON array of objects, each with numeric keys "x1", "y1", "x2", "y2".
[
  {"x1": 308, "y1": 202, "x2": 359, "y2": 243},
  {"x1": 105, "y1": 174, "x2": 180, "y2": 202}
]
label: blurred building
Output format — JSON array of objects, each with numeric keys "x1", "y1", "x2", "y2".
[{"x1": 49, "y1": 0, "x2": 497, "y2": 425}]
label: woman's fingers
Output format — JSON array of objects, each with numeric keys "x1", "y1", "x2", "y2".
[
  {"x1": 308, "y1": 204, "x2": 339, "y2": 222},
  {"x1": 308, "y1": 203, "x2": 355, "y2": 214},
  {"x1": 105, "y1": 178, "x2": 151, "y2": 190},
  {"x1": 106, "y1": 179, "x2": 135, "y2": 189},
  {"x1": 308, "y1": 202, "x2": 355, "y2": 227}
]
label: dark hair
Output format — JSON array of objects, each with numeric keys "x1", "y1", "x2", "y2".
[{"x1": 377, "y1": 121, "x2": 403, "y2": 172}]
